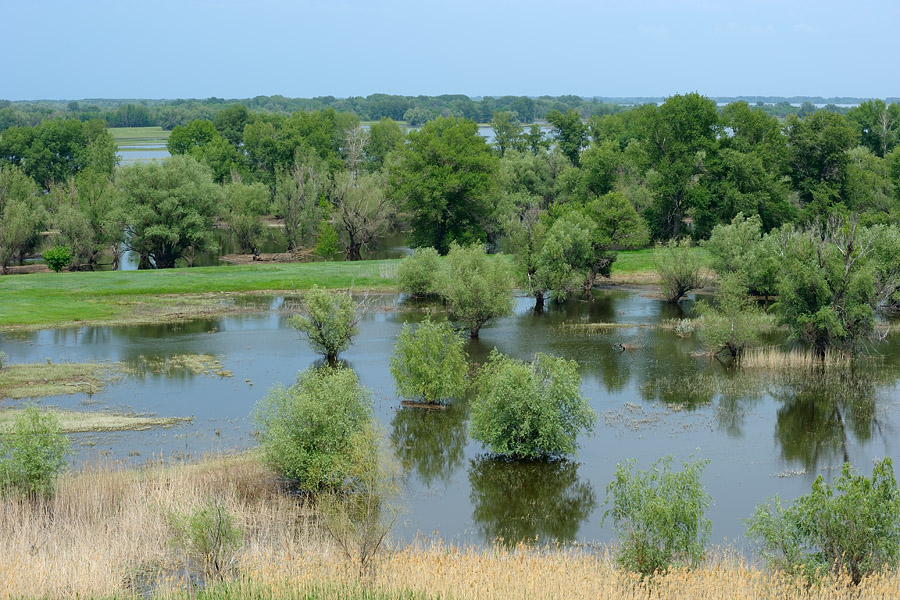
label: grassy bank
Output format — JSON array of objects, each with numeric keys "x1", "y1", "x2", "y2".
[
  {"x1": 1, "y1": 455, "x2": 895, "y2": 599},
  {"x1": 0, "y1": 250, "x2": 711, "y2": 331}
]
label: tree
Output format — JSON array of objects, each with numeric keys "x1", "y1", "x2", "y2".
[
  {"x1": 329, "y1": 171, "x2": 392, "y2": 260},
  {"x1": 395, "y1": 246, "x2": 441, "y2": 297},
  {"x1": 490, "y1": 111, "x2": 524, "y2": 157},
  {"x1": 437, "y1": 243, "x2": 514, "y2": 338},
  {"x1": 546, "y1": 109, "x2": 587, "y2": 166},
  {"x1": 289, "y1": 287, "x2": 362, "y2": 361},
  {"x1": 213, "y1": 104, "x2": 251, "y2": 147},
  {"x1": 652, "y1": 238, "x2": 706, "y2": 303},
  {"x1": 364, "y1": 118, "x2": 405, "y2": 171},
  {"x1": 222, "y1": 181, "x2": 271, "y2": 255},
  {"x1": 696, "y1": 273, "x2": 770, "y2": 362},
  {"x1": 390, "y1": 317, "x2": 469, "y2": 404},
  {"x1": 847, "y1": 99, "x2": 899, "y2": 158},
  {"x1": 252, "y1": 365, "x2": 376, "y2": 491},
  {"x1": 43, "y1": 245, "x2": 72, "y2": 272},
  {"x1": 117, "y1": 156, "x2": 222, "y2": 268},
  {"x1": 389, "y1": 116, "x2": 497, "y2": 253},
  {"x1": 603, "y1": 456, "x2": 712, "y2": 576},
  {"x1": 274, "y1": 152, "x2": 327, "y2": 251},
  {"x1": 0, "y1": 406, "x2": 70, "y2": 498},
  {"x1": 470, "y1": 350, "x2": 595, "y2": 459},
  {"x1": 746, "y1": 458, "x2": 900, "y2": 584},
  {"x1": 0, "y1": 165, "x2": 45, "y2": 272}
]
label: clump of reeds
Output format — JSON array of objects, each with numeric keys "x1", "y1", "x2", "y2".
[{"x1": 741, "y1": 346, "x2": 851, "y2": 369}]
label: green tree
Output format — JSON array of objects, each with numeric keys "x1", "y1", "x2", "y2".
[
  {"x1": 390, "y1": 317, "x2": 469, "y2": 404},
  {"x1": 0, "y1": 165, "x2": 45, "y2": 272},
  {"x1": 696, "y1": 273, "x2": 770, "y2": 362},
  {"x1": 470, "y1": 350, "x2": 596, "y2": 460},
  {"x1": 328, "y1": 171, "x2": 392, "y2": 260},
  {"x1": 847, "y1": 99, "x2": 899, "y2": 158},
  {"x1": 746, "y1": 458, "x2": 900, "y2": 584},
  {"x1": 546, "y1": 109, "x2": 587, "y2": 166},
  {"x1": 490, "y1": 111, "x2": 524, "y2": 157},
  {"x1": 289, "y1": 287, "x2": 362, "y2": 361},
  {"x1": 389, "y1": 116, "x2": 498, "y2": 253},
  {"x1": 364, "y1": 118, "x2": 405, "y2": 171},
  {"x1": 43, "y1": 245, "x2": 72, "y2": 272},
  {"x1": 253, "y1": 365, "x2": 376, "y2": 491},
  {"x1": 603, "y1": 456, "x2": 712, "y2": 576},
  {"x1": 117, "y1": 156, "x2": 222, "y2": 268},
  {"x1": 221, "y1": 181, "x2": 271, "y2": 255},
  {"x1": 395, "y1": 246, "x2": 441, "y2": 297},
  {"x1": 652, "y1": 238, "x2": 706, "y2": 303},
  {"x1": 0, "y1": 407, "x2": 70, "y2": 498},
  {"x1": 274, "y1": 152, "x2": 327, "y2": 251},
  {"x1": 437, "y1": 243, "x2": 514, "y2": 338},
  {"x1": 774, "y1": 219, "x2": 880, "y2": 356},
  {"x1": 213, "y1": 104, "x2": 252, "y2": 147},
  {"x1": 169, "y1": 499, "x2": 242, "y2": 580}
]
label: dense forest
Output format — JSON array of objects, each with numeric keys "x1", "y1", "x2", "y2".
[{"x1": 1, "y1": 93, "x2": 899, "y2": 282}]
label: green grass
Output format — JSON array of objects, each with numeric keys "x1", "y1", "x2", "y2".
[
  {"x1": 108, "y1": 126, "x2": 170, "y2": 146},
  {"x1": 0, "y1": 249, "x2": 699, "y2": 330}
]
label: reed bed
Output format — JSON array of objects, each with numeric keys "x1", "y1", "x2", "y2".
[
  {"x1": 3, "y1": 457, "x2": 900, "y2": 599},
  {"x1": 742, "y1": 346, "x2": 852, "y2": 369}
]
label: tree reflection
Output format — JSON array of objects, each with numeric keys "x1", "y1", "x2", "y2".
[
  {"x1": 468, "y1": 458, "x2": 596, "y2": 546},
  {"x1": 390, "y1": 402, "x2": 468, "y2": 487},
  {"x1": 772, "y1": 367, "x2": 880, "y2": 470}
]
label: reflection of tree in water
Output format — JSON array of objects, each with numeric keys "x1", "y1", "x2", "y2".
[
  {"x1": 390, "y1": 402, "x2": 468, "y2": 487},
  {"x1": 773, "y1": 367, "x2": 882, "y2": 470},
  {"x1": 714, "y1": 371, "x2": 764, "y2": 438},
  {"x1": 468, "y1": 458, "x2": 596, "y2": 546}
]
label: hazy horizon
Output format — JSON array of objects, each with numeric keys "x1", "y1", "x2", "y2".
[{"x1": 2, "y1": 0, "x2": 898, "y2": 101}]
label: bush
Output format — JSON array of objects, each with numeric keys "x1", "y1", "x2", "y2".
[
  {"x1": 701, "y1": 212, "x2": 763, "y2": 276},
  {"x1": 653, "y1": 238, "x2": 706, "y2": 303},
  {"x1": 315, "y1": 219, "x2": 341, "y2": 260},
  {"x1": 289, "y1": 287, "x2": 362, "y2": 361},
  {"x1": 43, "y1": 244, "x2": 72, "y2": 272},
  {"x1": 390, "y1": 317, "x2": 469, "y2": 403},
  {"x1": 0, "y1": 407, "x2": 70, "y2": 498},
  {"x1": 396, "y1": 247, "x2": 441, "y2": 297},
  {"x1": 0, "y1": 350, "x2": 6, "y2": 369},
  {"x1": 696, "y1": 273, "x2": 772, "y2": 362},
  {"x1": 253, "y1": 365, "x2": 375, "y2": 491},
  {"x1": 470, "y1": 350, "x2": 596, "y2": 459},
  {"x1": 169, "y1": 499, "x2": 242, "y2": 580},
  {"x1": 437, "y1": 243, "x2": 515, "y2": 338},
  {"x1": 603, "y1": 456, "x2": 712, "y2": 576},
  {"x1": 746, "y1": 458, "x2": 900, "y2": 584}
]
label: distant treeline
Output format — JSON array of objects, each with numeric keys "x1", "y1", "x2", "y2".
[{"x1": 2, "y1": 94, "x2": 898, "y2": 132}]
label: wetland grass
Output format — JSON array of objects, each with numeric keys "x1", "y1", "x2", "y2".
[
  {"x1": 4, "y1": 455, "x2": 900, "y2": 599},
  {"x1": 0, "y1": 361, "x2": 117, "y2": 398}
]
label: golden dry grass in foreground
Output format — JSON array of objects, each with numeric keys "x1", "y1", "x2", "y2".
[
  {"x1": 742, "y1": 346, "x2": 852, "y2": 369},
  {"x1": 3, "y1": 456, "x2": 900, "y2": 599}
]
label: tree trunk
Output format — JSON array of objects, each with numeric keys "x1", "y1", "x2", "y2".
[{"x1": 534, "y1": 292, "x2": 545, "y2": 311}]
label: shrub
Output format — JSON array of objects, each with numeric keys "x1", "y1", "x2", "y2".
[
  {"x1": 169, "y1": 499, "x2": 242, "y2": 580},
  {"x1": 653, "y1": 238, "x2": 706, "y2": 303},
  {"x1": 289, "y1": 287, "x2": 362, "y2": 361},
  {"x1": 43, "y1": 244, "x2": 72, "y2": 272},
  {"x1": 253, "y1": 365, "x2": 375, "y2": 491},
  {"x1": 746, "y1": 458, "x2": 900, "y2": 584},
  {"x1": 701, "y1": 212, "x2": 763, "y2": 276},
  {"x1": 315, "y1": 219, "x2": 341, "y2": 260},
  {"x1": 396, "y1": 247, "x2": 441, "y2": 296},
  {"x1": 0, "y1": 406, "x2": 69, "y2": 498},
  {"x1": 603, "y1": 456, "x2": 712, "y2": 576},
  {"x1": 0, "y1": 350, "x2": 6, "y2": 369},
  {"x1": 437, "y1": 243, "x2": 515, "y2": 338},
  {"x1": 390, "y1": 317, "x2": 469, "y2": 403},
  {"x1": 696, "y1": 273, "x2": 772, "y2": 362},
  {"x1": 470, "y1": 350, "x2": 596, "y2": 459}
]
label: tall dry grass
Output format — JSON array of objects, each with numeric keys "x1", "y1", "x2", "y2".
[
  {"x1": 741, "y1": 346, "x2": 852, "y2": 369},
  {"x1": 3, "y1": 456, "x2": 900, "y2": 599}
]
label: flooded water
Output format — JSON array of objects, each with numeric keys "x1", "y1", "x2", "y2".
[{"x1": 2, "y1": 289, "x2": 899, "y2": 549}]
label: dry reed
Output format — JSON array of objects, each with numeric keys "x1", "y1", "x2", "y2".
[
  {"x1": 3, "y1": 456, "x2": 900, "y2": 599},
  {"x1": 741, "y1": 346, "x2": 852, "y2": 369}
]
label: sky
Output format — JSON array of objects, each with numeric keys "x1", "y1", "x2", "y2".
[{"x1": 1, "y1": 0, "x2": 898, "y2": 101}]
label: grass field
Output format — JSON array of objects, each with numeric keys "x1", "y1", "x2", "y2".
[
  {"x1": 108, "y1": 126, "x2": 170, "y2": 146},
  {"x1": 0, "y1": 250, "x2": 711, "y2": 330}
]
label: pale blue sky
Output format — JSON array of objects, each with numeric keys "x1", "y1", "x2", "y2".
[{"x1": 1, "y1": 0, "x2": 897, "y2": 100}]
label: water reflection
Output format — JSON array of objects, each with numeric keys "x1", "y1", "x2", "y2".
[
  {"x1": 468, "y1": 458, "x2": 596, "y2": 546},
  {"x1": 390, "y1": 402, "x2": 468, "y2": 486},
  {"x1": 773, "y1": 368, "x2": 881, "y2": 470}
]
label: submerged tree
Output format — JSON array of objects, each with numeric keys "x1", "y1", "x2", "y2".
[
  {"x1": 437, "y1": 243, "x2": 514, "y2": 338},
  {"x1": 289, "y1": 287, "x2": 363, "y2": 362}
]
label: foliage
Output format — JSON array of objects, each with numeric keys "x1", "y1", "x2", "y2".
[
  {"x1": 774, "y1": 219, "x2": 879, "y2": 356},
  {"x1": 0, "y1": 351, "x2": 6, "y2": 369},
  {"x1": 42, "y1": 245, "x2": 72, "y2": 273},
  {"x1": 0, "y1": 406, "x2": 69, "y2": 498},
  {"x1": 546, "y1": 109, "x2": 588, "y2": 166},
  {"x1": 0, "y1": 165, "x2": 45, "y2": 272},
  {"x1": 222, "y1": 181, "x2": 270, "y2": 254},
  {"x1": 117, "y1": 155, "x2": 222, "y2": 268},
  {"x1": 252, "y1": 365, "x2": 375, "y2": 491},
  {"x1": 329, "y1": 171, "x2": 392, "y2": 260},
  {"x1": 696, "y1": 273, "x2": 770, "y2": 362},
  {"x1": 603, "y1": 456, "x2": 712, "y2": 576},
  {"x1": 274, "y1": 153, "x2": 327, "y2": 251},
  {"x1": 389, "y1": 116, "x2": 497, "y2": 253},
  {"x1": 288, "y1": 287, "x2": 362, "y2": 361},
  {"x1": 169, "y1": 499, "x2": 242, "y2": 580},
  {"x1": 390, "y1": 317, "x2": 469, "y2": 403},
  {"x1": 396, "y1": 247, "x2": 441, "y2": 297},
  {"x1": 746, "y1": 458, "x2": 900, "y2": 584},
  {"x1": 653, "y1": 238, "x2": 706, "y2": 302},
  {"x1": 701, "y1": 212, "x2": 763, "y2": 277},
  {"x1": 314, "y1": 219, "x2": 341, "y2": 260},
  {"x1": 437, "y1": 244, "x2": 514, "y2": 338},
  {"x1": 470, "y1": 350, "x2": 596, "y2": 459}
]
